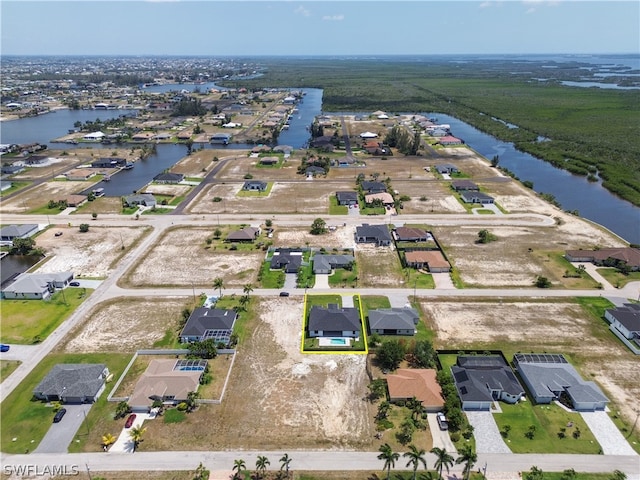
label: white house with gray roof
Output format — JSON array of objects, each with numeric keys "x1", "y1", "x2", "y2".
[
  {"x1": 312, "y1": 253, "x2": 355, "y2": 274},
  {"x1": 368, "y1": 307, "x2": 420, "y2": 335},
  {"x1": 33, "y1": 364, "x2": 109, "y2": 403},
  {"x1": 513, "y1": 353, "x2": 609, "y2": 411},
  {"x1": 179, "y1": 307, "x2": 237, "y2": 345},
  {"x1": 308, "y1": 304, "x2": 361, "y2": 338},
  {"x1": 605, "y1": 303, "x2": 640, "y2": 354},
  {"x1": 2, "y1": 271, "x2": 74, "y2": 300},
  {"x1": 0, "y1": 224, "x2": 40, "y2": 246}
]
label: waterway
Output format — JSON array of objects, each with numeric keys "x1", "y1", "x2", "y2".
[
  {"x1": 0, "y1": 254, "x2": 42, "y2": 288},
  {"x1": 428, "y1": 113, "x2": 640, "y2": 244}
]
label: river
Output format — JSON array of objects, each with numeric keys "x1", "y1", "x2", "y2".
[{"x1": 1, "y1": 88, "x2": 638, "y2": 244}]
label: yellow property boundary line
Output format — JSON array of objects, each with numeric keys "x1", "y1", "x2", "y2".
[{"x1": 300, "y1": 293, "x2": 368, "y2": 355}]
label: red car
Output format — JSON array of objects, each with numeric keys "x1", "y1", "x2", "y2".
[{"x1": 124, "y1": 414, "x2": 137, "y2": 428}]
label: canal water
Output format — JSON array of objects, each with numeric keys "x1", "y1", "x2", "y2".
[
  {"x1": 1, "y1": 88, "x2": 638, "y2": 244},
  {"x1": 427, "y1": 113, "x2": 640, "y2": 244},
  {"x1": 0, "y1": 254, "x2": 42, "y2": 288}
]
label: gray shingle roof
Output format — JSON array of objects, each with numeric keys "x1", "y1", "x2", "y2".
[
  {"x1": 452, "y1": 356, "x2": 524, "y2": 403},
  {"x1": 308, "y1": 305, "x2": 360, "y2": 332},
  {"x1": 181, "y1": 308, "x2": 237, "y2": 337},
  {"x1": 33, "y1": 364, "x2": 106, "y2": 399},
  {"x1": 368, "y1": 308, "x2": 419, "y2": 331}
]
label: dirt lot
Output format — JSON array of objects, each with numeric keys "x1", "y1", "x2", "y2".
[
  {"x1": 393, "y1": 180, "x2": 467, "y2": 214},
  {"x1": 188, "y1": 181, "x2": 354, "y2": 215},
  {"x1": 143, "y1": 297, "x2": 374, "y2": 450},
  {"x1": 275, "y1": 225, "x2": 355, "y2": 248},
  {"x1": 57, "y1": 297, "x2": 187, "y2": 353},
  {"x1": 124, "y1": 227, "x2": 263, "y2": 287},
  {"x1": 35, "y1": 225, "x2": 150, "y2": 278},
  {"x1": 170, "y1": 149, "x2": 239, "y2": 177},
  {"x1": 421, "y1": 298, "x2": 640, "y2": 427},
  {"x1": 355, "y1": 244, "x2": 406, "y2": 288},
  {"x1": 1, "y1": 180, "x2": 99, "y2": 212},
  {"x1": 143, "y1": 183, "x2": 192, "y2": 197},
  {"x1": 434, "y1": 222, "x2": 626, "y2": 287}
]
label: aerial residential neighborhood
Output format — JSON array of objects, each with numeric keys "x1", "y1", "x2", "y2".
[{"x1": 0, "y1": 50, "x2": 639, "y2": 480}]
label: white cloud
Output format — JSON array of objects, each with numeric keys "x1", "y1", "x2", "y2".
[
  {"x1": 322, "y1": 14, "x2": 344, "y2": 21},
  {"x1": 479, "y1": 2, "x2": 492, "y2": 8},
  {"x1": 294, "y1": 5, "x2": 311, "y2": 17}
]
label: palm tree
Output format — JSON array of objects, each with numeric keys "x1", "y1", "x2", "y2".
[
  {"x1": 101, "y1": 433, "x2": 116, "y2": 450},
  {"x1": 243, "y1": 283, "x2": 254, "y2": 297},
  {"x1": 186, "y1": 390, "x2": 200, "y2": 412},
  {"x1": 255, "y1": 455, "x2": 270, "y2": 479},
  {"x1": 430, "y1": 447, "x2": 454, "y2": 480},
  {"x1": 455, "y1": 445, "x2": 477, "y2": 480},
  {"x1": 377, "y1": 443, "x2": 400, "y2": 480},
  {"x1": 238, "y1": 294, "x2": 250, "y2": 311},
  {"x1": 128, "y1": 425, "x2": 146, "y2": 452},
  {"x1": 213, "y1": 277, "x2": 224, "y2": 297},
  {"x1": 407, "y1": 396, "x2": 424, "y2": 421},
  {"x1": 403, "y1": 444, "x2": 428, "y2": 480},
  {"x1": 279, "y1": 453, "x2": 292, "y2": 478},
  {"x1": 232, "y1": 459, "x2": 246, "y2": 480}
]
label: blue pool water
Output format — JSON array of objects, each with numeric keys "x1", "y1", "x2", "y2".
[{"x1": 330, "y1": 338, "x2": 347, "y2": 345}]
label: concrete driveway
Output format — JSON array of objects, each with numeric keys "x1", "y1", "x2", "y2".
[
  {"x1": 580, "y1": 411, "x2": 637, "y2": 455},
  {"x1": 109, "y1": 412, "x2": 155, "y2": 453},
  {"x1": 466, "y1": 411, "x2": 512, "y2": 454},
  {"x1": 69, "y1": 279, "x2": 103, "y2": 289},
  {"x1": 34, "y1": 403, "x2": 93, "y2": 453},
  {"x1": 283, "y1": 273, "x2": 297, "y2": 290},
  {"x1": 0, "y1": 344, "x2": 38, "y2": 363},
  {"x1": 427, "y1": 413, "x2": 458, "y2": 454},
  {"x1": 313, "y1": 274, "x2": 329, "y2": 289}
]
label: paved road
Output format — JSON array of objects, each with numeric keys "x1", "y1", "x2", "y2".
[{"x1": 1, "y1": 451, "x2": 638, "y2": 479}]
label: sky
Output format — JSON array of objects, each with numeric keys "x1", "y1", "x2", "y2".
[{"x1": 1, "y1": 1, "x2": 638, "y2": 56}]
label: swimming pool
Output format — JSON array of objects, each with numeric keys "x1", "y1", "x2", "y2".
[{"x1": 330, "y1": 338, "x2": 347, "y2": 345}]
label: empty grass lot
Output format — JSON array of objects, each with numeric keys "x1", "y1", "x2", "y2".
[
  {"x1": 0, "y1": 289, "x2": 93, "y2": 344},
  {"x1": 0, "y1": 360, "x2": 21, "y2": 383},
  {"x1": 1, "y1": 352, "x2": 130, "y2": 454}
]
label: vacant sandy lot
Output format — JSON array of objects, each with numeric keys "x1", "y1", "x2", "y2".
[
  {"x1": 188, "y1": 181, "x2": 354, "y2": 215},
  {"x1": 60, "y1": 297, "x2": 187, "y2": 353},
  {"x1": 421, "y1": 299, "x2": 640, "y2": 427},
  {"x1": 124, "y1": 227, "x2": 263, "y2": 287},
  {"x1": 434, "y1": 222, "x2": 626, "y2": 287},
  {"x1": 356, "y1": 244, "x2": 406, "y2": 288},
  {"x1": 394, "y1": 180, "x2": 467, "y2": 214},
  {"x1": 275, "y1": 225, "x2": 355, "y2": 248},
  {"x1": 154, "y1": 297, "x2": 374, "y2": 450},
  {"x1": 143, "y1": 183, "x2": 191, "y2": 197},
  {"x1": 35, "y1": 225, "x2": 149, "y2": 278},
  {"x1": 1, "y1": 180, "x2": 98, "y2": 212}
]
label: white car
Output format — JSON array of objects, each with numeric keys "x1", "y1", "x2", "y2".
[{"x1": 436, "y1": 412, "x2": 448, "y2": 430}]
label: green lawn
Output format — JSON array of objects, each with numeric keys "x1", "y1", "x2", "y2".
[
  {"x1": 596, "y1": 268, "x2": 640, "y2": 288},
  {"x1": 1, "y1": 352, "x2": 130, "y2": 454},
  {"x1": 0, "y1": 360, "x2": 21, "y2": 383},
  {"x1": 531, "y1": 251, "x2": 601, "y2": 289},
  {"x1": 328, "y1": 266, "x2": 358, "y2": 287},
  {"x1": 328, "y1": 196, "x2": 348, "y2": 215},
  {"x1": 0, "y1": 181, "x2": 30, "y2": 196},
  {"x1": 494, "y1": 402, "x2": 601, "y2": 454},
  {"x1": 402, "y1": 268, "x2": 435, "y2": 290},
  {"x1": 163, "y1": 408, "x2": 186, "y2": 424},
  {"x1": 257, "y1": 262, "x2": 285, "y2": 288},
  {"x1": 0, "y1": 288, "x2": 94, "y2": 344}
]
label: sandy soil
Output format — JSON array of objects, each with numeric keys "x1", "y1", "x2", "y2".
[
  {"x1": 275, "y1": 225, "x2": 355, "y2": 248},
  {"x1": 421, "y1": 299, "x2": 640, "y2": 425},
  {"x1": 125, "y1": 227, "x2": 263, "y2": 287},
  {"x1": 1, "y1": 181, "x2": 98, "y2": 212},
  {"x1": 210, "y1": 297, "x2": 373, "y2": 448},
  {"x1": 434, "y1": 222, "x2": 626, "y2": 287},
  {"x1": 188, "y1": 182, "x2": 354, "y2": 215},
  {"x1": 355, "y1": 244, "x2": 406, "y2": 288},
  {"x1": 34, "y1": 225, "x2": 149, "y2": 278},
  {"x1": 143, "y1": 184, "x2": 191, "y2": 196},
  {"x1": 60, "y1": 298, "x2": 186, "y2": 353}
]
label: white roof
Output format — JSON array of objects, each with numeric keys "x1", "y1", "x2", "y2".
[{"x1": 359, "y1": 131, "x2": 378, "y2": 138}]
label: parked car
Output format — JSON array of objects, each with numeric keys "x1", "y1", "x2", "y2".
[
  {"x1": 124, "y1": 413, "x2": 137, "y2": 428},
  {"x1": 54, "y1": 231, "x2": 63, "y2": 237},
  {"x1": 0, "y1": 344, "x2": 10, "y2": 352},
  {"x1": 436, "y1": 412, "x2": 448, "y2": 430},
  {"x1": 69, "y1": 281, "x2": 80, "y2": 287},
  {"x1": 53, "y1": 408, "x2": 67, "y2": 423},
  {"x1": 279, "y1": 291, "x2": 290, "y2": 297}
]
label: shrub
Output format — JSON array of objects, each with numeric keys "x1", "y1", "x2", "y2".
[{"x1": 176, "y1": 402, "x2": 188, "y2": 412}]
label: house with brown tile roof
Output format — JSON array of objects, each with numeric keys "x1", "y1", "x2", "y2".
[
  {"x1": 386, "y1": 368, "x2": 444, "y2": 411},
  {"x1": 128, "y1": 359, "x2": 205, "y2": 412},
  {"x1": 404, "y1": 250, "x2": 450, "y2": 272},
  {"x1": 394, "y1": 227, "x2": 430, "y2": 242},
  {"x1": 565, "y1": 247, "x2": 640, "y2": 271}
]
